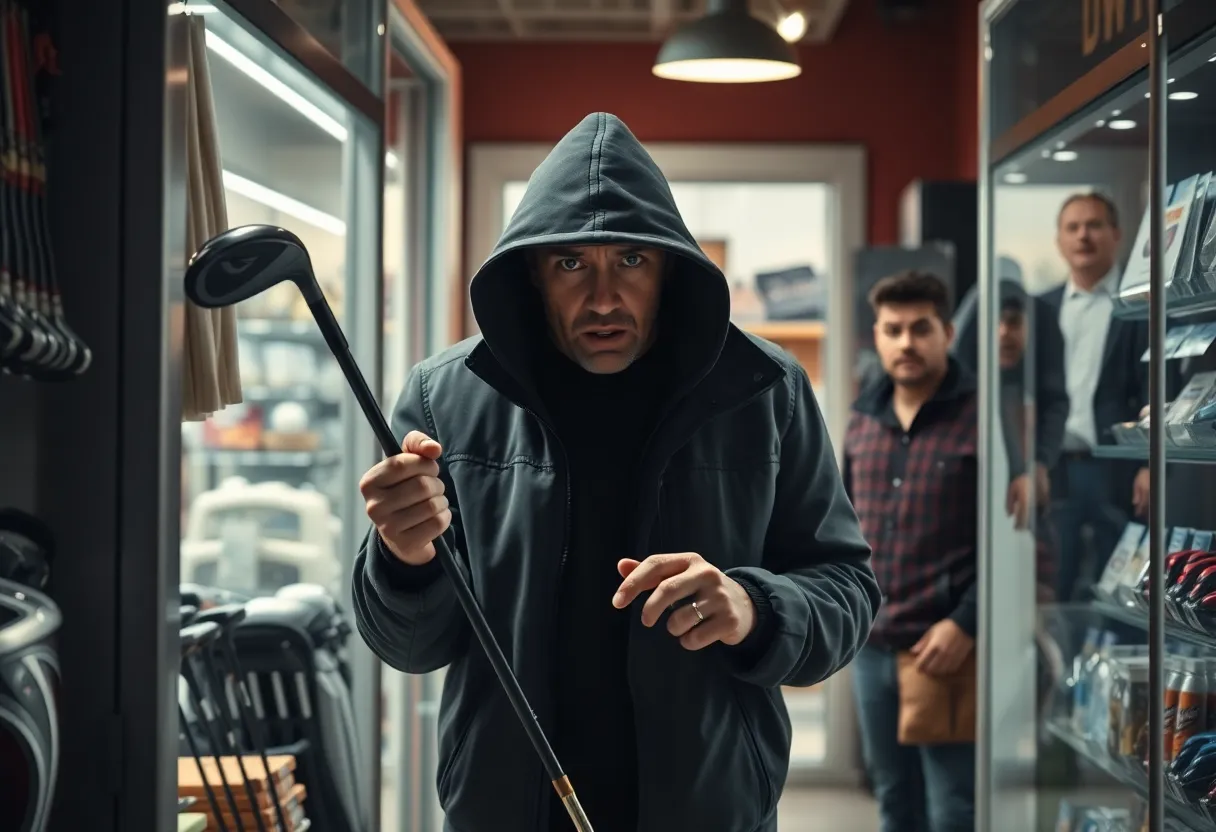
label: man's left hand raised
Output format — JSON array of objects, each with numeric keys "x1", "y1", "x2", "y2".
[{"x1": 613, "y1": 553, "x2": 756, "y2": 651}]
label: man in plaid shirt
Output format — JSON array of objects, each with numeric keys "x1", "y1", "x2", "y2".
[{"x1": 844, "y1": 271, "x2": 976, "y2": 832}]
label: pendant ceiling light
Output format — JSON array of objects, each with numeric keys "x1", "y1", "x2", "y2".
[{"x1": 652, "y1": 0, "x2": 801, "y2": 84}]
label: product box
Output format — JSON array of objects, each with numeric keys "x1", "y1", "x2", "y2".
[{"x1": 1097, "y1": 523, "x2": 1148, "y2": 602}]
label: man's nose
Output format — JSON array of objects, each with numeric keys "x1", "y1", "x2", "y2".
[{"x1": 586, "y1": 271, "x2": 618, "y2": 312}]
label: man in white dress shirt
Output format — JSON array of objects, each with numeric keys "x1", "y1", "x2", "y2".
[{"x1": 1043, "y1": 192, "x2": 1150, "y2": 602}]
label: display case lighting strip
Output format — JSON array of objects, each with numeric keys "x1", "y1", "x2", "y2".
[
  {"x1": 222, "y1": 170, "x2": 347, "y2": 236},
  {"x1": 204, "y1": 29, "x2": 349, "y2": 143}
]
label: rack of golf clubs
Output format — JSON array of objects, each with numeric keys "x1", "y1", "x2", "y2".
[
  {"x1": 0, "y1": 0, "x2": 91, "y2": 380},
  {"x1": 177, "y1": 581, "x2": 370, "y2": 832},
  {"x1": 0, "y1": 508, "x2": 62, "y2": 832}
]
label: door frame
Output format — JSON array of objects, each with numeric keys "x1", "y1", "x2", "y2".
[{"x1": 467, "y1": 141, "x2": 866, "y2": 785}]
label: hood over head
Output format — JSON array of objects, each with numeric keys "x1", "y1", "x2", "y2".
[{"x1": 468, "y1": 112, "x2": 731, "y2": 397}]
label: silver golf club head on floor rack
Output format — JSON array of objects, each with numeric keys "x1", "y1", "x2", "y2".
[{"x1": 184, "y1": 224, "x2": 595, "y2": 832}]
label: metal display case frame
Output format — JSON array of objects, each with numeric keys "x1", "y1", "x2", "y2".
[{"x1": 978, "y1": 1, "x2": 1216, "y2": 830}]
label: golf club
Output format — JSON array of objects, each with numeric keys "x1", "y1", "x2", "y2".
[
  {"x1": 181, "y1": 622, "x2": 232, "y2": 832},
  {"x1": 192, "y1": 630, "x2": 270, "y2": 832},
  {"x1": 184, "y1": 224, "x2": 595, "y2": 832},
  {"x1": 193, "y1": 603, "x2": 292, "y2": 832},
  {"x1": 181, "y1": 622, "x2": 248, "y2": 832}
]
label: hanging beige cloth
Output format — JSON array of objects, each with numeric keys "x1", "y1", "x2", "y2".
[{"x1": 182, "y1": 14, "x2": 242, "y2": 421}]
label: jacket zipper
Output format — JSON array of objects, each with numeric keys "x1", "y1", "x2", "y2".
[{"x1": 519, "y1": 403, "x2": 571, "y2": 831}]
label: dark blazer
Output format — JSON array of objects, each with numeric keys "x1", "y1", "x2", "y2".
[{"x1": 1039, "y1": 283, "x2": 1149, "y2": 444}]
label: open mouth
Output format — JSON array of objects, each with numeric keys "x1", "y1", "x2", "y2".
[{"x1": 583, "y1": 328, "x2": 632, "y2": 347}]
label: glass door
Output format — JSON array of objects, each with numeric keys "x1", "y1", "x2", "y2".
[{"x1": 176, "y1": 2, "x2": 384, "y2": 828}]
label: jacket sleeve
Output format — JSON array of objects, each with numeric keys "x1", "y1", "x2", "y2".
[
  {"x1": 720, "y1": 362, "x2": 880, "y2": 688},
  {"x1": 351, "y1": 364, "x2": 471, "y2": 674}
]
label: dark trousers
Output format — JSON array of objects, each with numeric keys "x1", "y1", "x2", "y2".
[
  {"x1": 852, "y1": 645, "x2": 975, "y2": 832},
  {"x1": 1050, "y1": 455, "x2": 1128, "y2": 603}
]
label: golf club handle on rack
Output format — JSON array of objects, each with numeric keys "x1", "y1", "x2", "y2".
[{"x1": 318, "y1": 303, "x2": 594, "y2": 831}]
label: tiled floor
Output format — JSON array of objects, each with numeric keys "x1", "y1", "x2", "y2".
[{"x1": 778, "y1": 787, "x2": 879, "y2": 831}]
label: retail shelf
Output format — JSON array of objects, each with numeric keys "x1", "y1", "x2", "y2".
[
  {"x1": 241, "y1": 384, "x2": 339, "y2": 404},
  {"x1": 1114, "y1": 290, "x2": 1216, "y2": 321},
  {"x1": 1045, "y1": 721, "x2": 1216, "y2": 831},
  {"x1": 1092, "y1": 445, "x2": 1216, "y2": 464},
  {"x1": 196, "y1": 448, "x2": 340, "y2": 467},
  {"x1": 1091, "y1": 599, "x2": 1216, "y2": 652},
  {"x1": 237, "y1": 317, "x2": 326, "y2": 343}
]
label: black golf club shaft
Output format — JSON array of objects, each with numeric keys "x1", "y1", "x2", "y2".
[
  {"x1": 217, "y1": 634, "x2": 292, "y2": 832},
  {"x1": 181, "y1": 702, "x2": 231, "y2": 832},
  {"x1": 304, "y1": 297, "x2": 594, "y2": 831},
  {"x1": 198, "y1": 645, "x2": 269, "y2": 832},
  {"x1": 182, "y1": 657, "x2": 248, "y2": 832}
]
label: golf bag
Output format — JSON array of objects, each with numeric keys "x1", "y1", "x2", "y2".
[
  {"x1": 233, "y1": 592, "x2": 368, "y2": 832},
  {"x1": 0, "y1": 579, "x2": 61, "y2": 832}
]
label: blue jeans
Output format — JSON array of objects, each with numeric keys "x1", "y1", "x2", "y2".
[
  {"x1": 852, "y1": 645, "x2": 975, "y2": 832},
  {"x1": 1051, "y1": 456, "x2": 1128, "y2": 603}
]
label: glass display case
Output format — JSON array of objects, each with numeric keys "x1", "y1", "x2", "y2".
[{"x1": 980, "y1": 1, "x2": 1216, "y2": 829}]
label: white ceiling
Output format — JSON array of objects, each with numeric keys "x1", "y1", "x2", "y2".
[{"x1": 416, "y1": 0, "x2": 852, "y2": 43}]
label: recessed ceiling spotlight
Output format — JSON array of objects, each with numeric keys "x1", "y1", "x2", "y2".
[
  {"x1": 1109, "y1": 119, "x2": 1137, "y2": 130},
  {"x1": 1041, "y1": 149, "x2": 1052, "y2": 158},
  {"x1": 1052, "y1": 150, "x2": 1079, "y2": 162},
  {"x1": 1096, "y1": 119, "x2": 1107, "y2": 127},
  {"x1": 1003, "y1": 172, "x2": 1028, "y2": 184},
  {"x1": 1112, "y1": 109, "x2": 1123, "y2": 116},
  {"x1": 1169, "y1": 77, "x2": 1176, "y2": 84},
  {"x1": 1055, "y1": 140, "x2": 1067, "y2": 149},
  {"x1": 1170, "y1": 91, "x2": 1199, "y2": 101}
]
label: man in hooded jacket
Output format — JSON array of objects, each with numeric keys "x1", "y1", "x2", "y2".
[{"x1": 352, "y1": 112, "x2": 880, "y2": 832}]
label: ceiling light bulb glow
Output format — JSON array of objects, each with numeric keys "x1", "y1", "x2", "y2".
[
  {"x1": 1109, "y1": 119, "x2": 1137, "y2": 130},
  {"x1": 1170, "y1": 91, "x2": 1199, "y2": 101},
  {"x1": 777, "y1": 11, "x2": 807, "y2": 42},
  {"x1": 1052, "y1": 150, "x2": 1079, "y2": 162},
  {"x1": 1003, "y1": 172, "x2": 1028, "y2": 184}
]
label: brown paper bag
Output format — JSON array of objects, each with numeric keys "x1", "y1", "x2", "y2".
[{"x1": 896, "y1": 650, "x2": 977, "y2": 745}]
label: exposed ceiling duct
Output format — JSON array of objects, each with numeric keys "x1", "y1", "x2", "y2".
[{"x1": 415, "y1": 0, "x2": 853, "y2": 44}]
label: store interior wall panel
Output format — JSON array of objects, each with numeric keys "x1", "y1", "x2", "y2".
[
  {"x1": 0, "y1": 380, "x2": 39, "y2": 513},
  {"x1": 36, "y1": 0, "x2": 127, "y2": 828}
]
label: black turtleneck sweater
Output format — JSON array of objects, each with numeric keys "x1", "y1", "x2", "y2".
[{"x1": 535, "y1": 338, "x2": 670, "y2": 832}]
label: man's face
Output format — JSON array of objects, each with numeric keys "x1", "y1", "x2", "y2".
[
  {"x1": 998, "y1": 306, "x2": 1026, "y2": 369},
  {"x1": 1056, "y1": 197, "x2": 1120, "y2": 276},
  {"x1": 530, "y1": 244, "x2": 665, "y2": 374},
  {"x1": 873, "y1": 302, "x2": 952, "y2": 387}
]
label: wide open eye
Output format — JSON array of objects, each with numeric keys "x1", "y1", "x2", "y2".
[
  {"x1": 558, "y1": 257, "x2": 582, "y2": 272},
  {"x1": 621, "y1": 253, "x2": 643, "y2": 268}
]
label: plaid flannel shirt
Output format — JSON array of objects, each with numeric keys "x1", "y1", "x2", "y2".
[{"x1": 843, "y1": 358, "x2": 979, "y2": 650}]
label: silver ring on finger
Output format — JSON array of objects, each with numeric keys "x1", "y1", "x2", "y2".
[{"x1": 691, "y1": 600, "x2": 706, "y2": 625}]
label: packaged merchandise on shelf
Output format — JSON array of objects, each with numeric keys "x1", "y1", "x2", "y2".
[
  {"x1": 1121, "y1": 170, "x2": 1216, "y2": 303},
  {"x1": 1097, "y1": 523, "x2": 1148, "y2": 602},
  {"x1": 1054, "y1": 800, "x2": 1139, "y2": 832}
]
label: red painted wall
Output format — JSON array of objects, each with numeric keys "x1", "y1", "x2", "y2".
[{"x1": 451, "y1": 0, "x2": 982, "y2": 246}]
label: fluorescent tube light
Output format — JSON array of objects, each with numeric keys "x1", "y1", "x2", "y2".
[
  {"x1": 205, "y1": 30, "x2": 348, "y2": 142},
  {"x1": 222, "y1": 170, "x2": 346, "y2": 236}
]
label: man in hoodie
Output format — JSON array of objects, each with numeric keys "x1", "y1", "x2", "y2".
[{"x1": 352, "y1": 112, "x2": 879, "y2": 832}]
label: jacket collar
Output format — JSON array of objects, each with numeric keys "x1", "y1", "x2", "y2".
[{"x1": 851, "y1": 355, "x2": 975, "y2": 418}]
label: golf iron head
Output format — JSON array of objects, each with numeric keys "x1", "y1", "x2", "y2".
[{"x1": 184, "y1": 225, "x2": 323, "y2": 309}]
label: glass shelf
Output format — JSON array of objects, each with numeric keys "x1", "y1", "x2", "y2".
[
  {"x1": 1092, "y1": 445, "x2": 1216, "y2": 464},
  {"x1": 1115, "y1": 291, "x2": 1216, "y2": 321},
  {"x1": 1045, "y1": 721, "x2": 1216, "y2": 832},
  {"x1": 1091, "y1": 598, "x2": 1216, "y2": 652}
]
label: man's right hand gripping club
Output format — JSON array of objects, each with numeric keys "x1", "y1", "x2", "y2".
[{"x1": 360, "y1": 430, "x2": 452, "y2": 565}]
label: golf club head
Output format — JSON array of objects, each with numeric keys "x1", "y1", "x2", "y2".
[
  {"x1": 193, "y1": 603, "x2": 248, "y2": 634},
  {"x1": 185, "y1": 225, "x2": 322, "y2": 309},
  {"x1": 180, "y1": 621, "x2": 222, "y2": 657}
]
